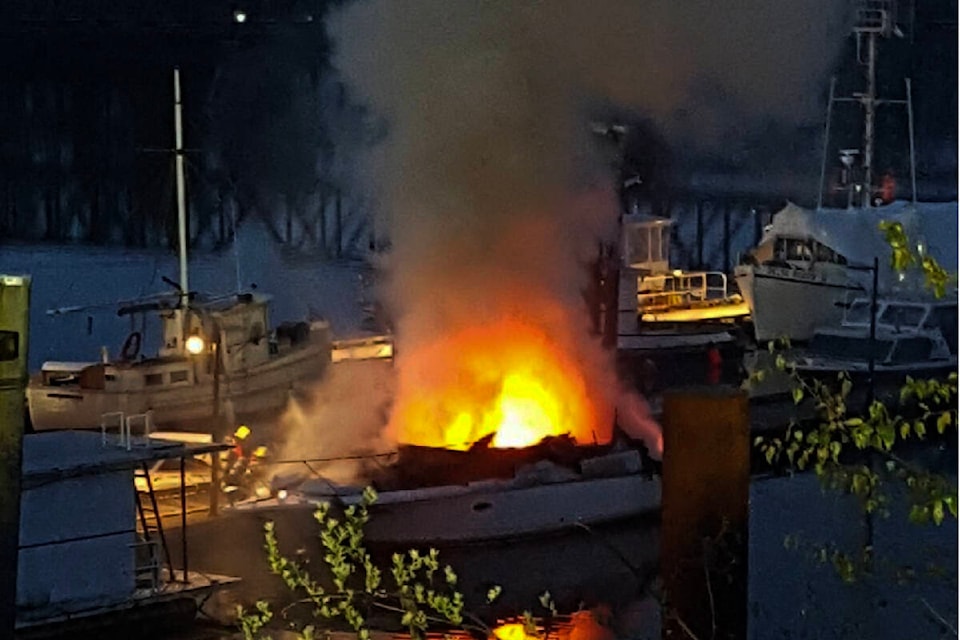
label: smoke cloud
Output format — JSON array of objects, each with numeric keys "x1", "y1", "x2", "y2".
[
  {"x1": 325, "y1": 0, "x2": 847, "y2": 451},
  {"x1": 273, "y1": 360, "x2": 395, "y2": 485}
]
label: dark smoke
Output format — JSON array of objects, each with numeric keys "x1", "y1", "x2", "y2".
[{"x1": 323, "y1": 0, "x2": 848, "y2": 452}]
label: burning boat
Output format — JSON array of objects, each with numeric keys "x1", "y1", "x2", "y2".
[{"x1": 243, "y1": 443, "x2": 660, "y2": 546}]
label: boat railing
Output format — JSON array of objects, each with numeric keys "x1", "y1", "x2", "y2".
[
  {"x1": 101, "y1": 411, "x2": 154, "y2": 450},
  {"x1": 637, "y1": 271, "x2": 732, "y2": 311}
]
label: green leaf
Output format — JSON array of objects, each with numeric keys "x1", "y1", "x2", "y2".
[
  {"x1": 936, "y1": 411, "x2": 952, "y2": 435},
  {"x1": 945, "y1": 495, "x2": 958, "y2": 518},
  {"x1": 909, "y1": 504, "x2": 929, "y2": 524},
  {"x1": 932, "y1": 500, "x2": 945, "y2": 526},
  {"x1": 900, "y1": 423, "x2": 911, "y2": 439},
  {"x1": 792, "y1": 386, "x2": 804, "y2": 405},
  {"x1": 486, "y1": 585, "x2": 502, "y2": 603},
  {"x1": 841, "y1": 377, "x2": 852, "y2": 398},
  {"x1": 829, "y1": 440, "x2": 841, "y2": 461}
]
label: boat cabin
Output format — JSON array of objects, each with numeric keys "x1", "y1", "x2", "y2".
[
  {"x1": 841, "y1": 296, "x2": 959, "y2": 354},
  {"x1": 621, "y1": 216, "x2": 671, "y2": 273},
  {"x1": 808, "y1": 331, "x2": 943, "y2": 366},
  {"x1": 748, "y1": 235, "x2": 850, "y2": 269}
]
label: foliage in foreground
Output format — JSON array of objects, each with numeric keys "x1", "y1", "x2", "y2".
[
  {"x1": 238, "y1": 486, "x2": 559, "y2": 640},
  {"x1": 753, "y1": 221, "x2": 958, "y2": 584}
]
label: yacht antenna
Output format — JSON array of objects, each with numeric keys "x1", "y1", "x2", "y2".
[
  {"x1": 232, "y1": 205, "x2": 242, "y2": 294},
  {"x1": 173, "y1": 67, "x2": 189, "y2": 341}
]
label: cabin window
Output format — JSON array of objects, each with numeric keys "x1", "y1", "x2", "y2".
[
  {"x1": 845, "y1": 300, "x2": 871, "y2": 324},
  {"x1": 170, "y1": 370, "x2": 189, "y2": 383},
  {"x1": 924, "y1": 307, "x2": 958, "y2": 331},
  {"x1": 0, "y1": 330, "x2": 17, "y2": 361},
  {"x1": 879, "y1": 305, "x2": 925, "y2": 330},
  {"x1": 105, "y1": 374, "x2": 116, "y2": 382},
  {"x1": 650, "y1": 226, "x2": 662, "y2": 262},
  {"x1": 775, "y1": 238, "x2": 812, "y2": 262},
  {"x1": 145, "y1": 373, "x2": 164, "y2": 386},
  {"x1": 889, "y1": 337, "x2": 933, "y2": 364},
  {"x1": 634, "y1": 228, "x2": 649, "y2": 263},
  {"x1": 809, "y1": 334, "x2": 892, "y2": 360}
]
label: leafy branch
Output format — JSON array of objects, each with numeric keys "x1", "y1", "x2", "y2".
[{"x1": 237, "y1": 486, "x2": 575, "y2": 640}]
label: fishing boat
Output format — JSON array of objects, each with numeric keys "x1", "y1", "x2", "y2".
[
  {"x1": 734, "y1": 1, "x2": 959, "y2": 345},
  {"x1": 26, "y1": 69, "x2": 335, "y2": 432}
]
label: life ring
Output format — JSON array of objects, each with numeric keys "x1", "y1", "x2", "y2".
[{"x1": 120, "y1": 331, "x2": 142, "y2": 361}]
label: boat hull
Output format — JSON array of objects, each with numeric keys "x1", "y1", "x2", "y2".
[
  {"x1": 238, "y1": 472, "x2": 660, "y2": 546},
  {"x1": 358, "y1": 474, "x2": 661, "y2": 545},
  {"x1": 27, "y1": 342, "x2": 330, "y2": 432},
  {"x1": 735, "y1": 264, "x2": 865, "y2": 343}
]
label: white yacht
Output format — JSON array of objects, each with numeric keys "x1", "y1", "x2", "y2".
[
  {"x1": 734, "y1": 200, "x2": 958, "y2": 343},
  {"x1": 735, "y1": 2, "x2": 958, "y2": 345}
]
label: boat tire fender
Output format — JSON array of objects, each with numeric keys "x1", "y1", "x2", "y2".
[{"x1": 121, "y1": 331, "x2": 142, "y2": 360}]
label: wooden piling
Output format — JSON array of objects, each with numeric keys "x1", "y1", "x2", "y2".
[
  {"x1": 660, "y1": 386, "x2": 749, "y2": 640},
  {"x1": 0, "y1": 275, "x2": 30, "y2": 637}
]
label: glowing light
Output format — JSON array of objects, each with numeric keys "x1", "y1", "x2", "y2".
[
  {"x1": 492, "y1": 624, "x2": 538, "y2": 640},
  {"x1": 277, "y1": 489, "x2": 288, "y2": 501},
  {"x1": 233, "y1": 9, "x2": 247, "y2": 23},
  {"x1": 390, "y1": 318, "x2": 605, "y2": 450},
  {"x1": 185, "y1": 334, "x2": 205, "y2": 355}
]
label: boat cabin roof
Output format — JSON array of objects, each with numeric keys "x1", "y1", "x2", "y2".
[
  {"x1": 22, "y1": 430, "x2": 230, "y2": 487},
  {"x1": 40, "y1": 361, "x2": 100, "y2": 373},
  {"x1": 760, "y1": 200, "x2": 958, "y2": 287}
]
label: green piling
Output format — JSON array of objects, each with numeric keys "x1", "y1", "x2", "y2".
[{"x1": 0, "y1": 275, "x2": 30, "y2": 636}]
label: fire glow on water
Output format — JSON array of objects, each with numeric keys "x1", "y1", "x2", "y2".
[{"x1": 390, "y1": 318, "x2": 603, "y2": 450}]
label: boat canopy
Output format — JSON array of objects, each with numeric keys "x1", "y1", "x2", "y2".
[{"x1": 760, "y1": 200, "x2": 958, "y2": 288}]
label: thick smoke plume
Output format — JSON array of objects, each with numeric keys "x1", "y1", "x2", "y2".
[{"x1": 325, "y1": 0, "x2": 846, "y2": 451}]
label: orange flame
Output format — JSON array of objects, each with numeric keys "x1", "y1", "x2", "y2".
[{"x1": 391, "y1": 317, "x2": 605, "y2": 449}]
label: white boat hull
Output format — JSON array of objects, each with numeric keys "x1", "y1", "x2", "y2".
[
  {"x1": 735, "y1": 264, "x2": 865, "y2": 343},
  {"x1": 27, "y1": 342, "x2": 330, "y2": 431},
  {"x1": 251, "y1": 473, "x2": 660, "y2": 546},
  {"x1": 360, "y1": 475, "x2": 659, "y2": 544}
]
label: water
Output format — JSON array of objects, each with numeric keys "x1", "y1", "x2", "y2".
[
  {"x1": 6, "y1": 237, "x2": 956, "y2": 639},
  {"x1": 0, "y1": 223, "x2": 368, "y2": 371},
  {"x1": 156, "y1": 468, "x2": 956, "y2": 640}
]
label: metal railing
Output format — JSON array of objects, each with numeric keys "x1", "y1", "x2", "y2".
[
  {"x1": 100, "y1": 410, "x2": 154, "y2": 449},
  {"x1": 637, "y1": 271, "x2": 732, "y2": 311}
]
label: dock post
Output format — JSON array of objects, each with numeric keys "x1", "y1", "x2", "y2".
[
  {"x1": 0, "y1": 275, "x2": 30, "y2": 637},
  {"x1": 660, "y1": 386, "x2": 749, "y2": 640}
]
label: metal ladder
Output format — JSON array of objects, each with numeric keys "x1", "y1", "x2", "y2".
[{"x1": 134, "y1": 462, "x2": 174, "y2": 589}]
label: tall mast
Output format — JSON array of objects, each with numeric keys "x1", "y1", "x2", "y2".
[
  {"x1": 861, "y1": 29, "x2": 877, "y2": 208},
  {"x1": 173, "y1": 67, "x2": 189, "y2": 337},
  {"x1": 818, "y1": 0, "x2": 911, "y2": 209}
]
